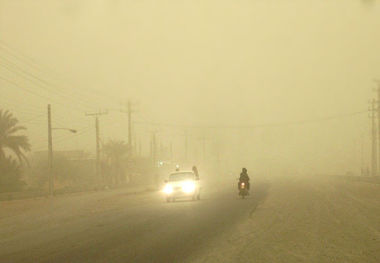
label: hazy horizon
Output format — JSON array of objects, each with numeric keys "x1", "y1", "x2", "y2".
[{"x1": 1, "y1": 0, "x2": 379, "y2": 175}]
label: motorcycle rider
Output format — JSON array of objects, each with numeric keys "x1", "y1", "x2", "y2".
[
  {"x1": 192, "y1": 165, "x2": 199, "y2": 180},
  {"x1": 238, "y1": 168, "x2": 250, "y2": 190}
]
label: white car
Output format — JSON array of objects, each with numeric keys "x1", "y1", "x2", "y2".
[{"x1": 163, "y1": 171, "x2": 201, "y2": 202}]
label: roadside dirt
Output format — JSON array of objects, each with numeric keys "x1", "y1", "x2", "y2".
[{"x1": 190, "y1": 175, "x2": 380, "y2": 263}]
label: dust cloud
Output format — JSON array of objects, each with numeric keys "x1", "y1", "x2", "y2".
[
  {"x1": 1, "y1": 2, "x2": 380, "y2": 263},
  {"x1": 1, "y1": 0, "x2": 380, "y2": 176}
]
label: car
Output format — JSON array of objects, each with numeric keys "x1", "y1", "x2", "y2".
[{"x1": 162, "y1": 171, "x2": 201, "y2": 202}]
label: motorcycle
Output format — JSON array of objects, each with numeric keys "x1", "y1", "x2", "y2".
[{"x1": 238, "y1": 181, "x2": 249, "y2": 199}]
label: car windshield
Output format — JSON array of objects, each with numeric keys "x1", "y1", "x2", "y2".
[{"x1": 169, "y1": 172, "x2": 195, "y2": 182}]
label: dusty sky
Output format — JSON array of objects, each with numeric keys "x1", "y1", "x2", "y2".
[{"x1": 0, "y1": 0, "x2": 379, "y2": 174}]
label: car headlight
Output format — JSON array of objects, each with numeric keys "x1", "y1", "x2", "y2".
[
  {"x1": 182, "y1": 181, "x2": 196, "y2": 193},
  {"x1": 163, "y1": 184, "x2": 173, "y2": 194}
]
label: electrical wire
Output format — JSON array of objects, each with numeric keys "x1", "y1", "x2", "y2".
[
  {"x1": 0, "y1": 41, "x2": 120, "y2": 107},
  {"x1": 133, "y1": 110, "x2": 368, "y2": 130},
  {"x1": 0, "y1": 58, "x2": 94, "y2": 110}
]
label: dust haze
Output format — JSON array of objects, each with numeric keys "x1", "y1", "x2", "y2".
[
  {"x1": 0, "y1": 0, "x2": 379, "y2": 175},
  {"x1": 1, "y1": 1, "x2": 380, "y2": 262}
]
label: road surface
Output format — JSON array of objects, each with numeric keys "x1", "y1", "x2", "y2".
[{"x1": 0, "y1": 175, "x2": 379, "y2": 262}]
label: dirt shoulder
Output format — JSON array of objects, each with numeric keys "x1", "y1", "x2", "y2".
[
  {"x1": 190, "y1": 175, "x2": 380, "y2": 263},
  {"x1": 0, "y1": 185, "x2": 152, "y2": 225}
]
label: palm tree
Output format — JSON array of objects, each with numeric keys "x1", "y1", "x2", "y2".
[{"x1": 0, "y1": 109, "x2": 31, "y2": 164}]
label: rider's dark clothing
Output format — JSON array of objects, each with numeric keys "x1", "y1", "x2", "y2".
[
  {"x1": 238, "y1": 171, "x2": 250, "y2": 190},
  {"x1": 192, "y1": 166, "x2": 199, "y2": 180}
]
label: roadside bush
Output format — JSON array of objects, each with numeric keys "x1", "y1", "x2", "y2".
[
  {"x1": 0, "y1": 157, "x2": 26, "y2": 192},
  {"x1": 27, "y1": 153, "x2": 96, "y2": 190}
]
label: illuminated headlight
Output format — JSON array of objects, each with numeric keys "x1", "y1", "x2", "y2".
[
  {"x1": 182, "y1": 181, "x2": 196, "y2": 193},
  {"x1": 163, "y1": 184, "x2": 173, "y2": 194}
]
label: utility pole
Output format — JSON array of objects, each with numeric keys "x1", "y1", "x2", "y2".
[
  {"x1": 150, "y1": 138, "x2": 153, "y2": 160},
  {"x1": 47, "y1": 104, "x2": 76, "y2": 196},
  {"x1": 151, "y1": 131, "x2": 158, "y2": 187},
  {"x1": 160, "y1": 142, "x2": 164, "y2": 160},
  {"x1": 133, "y1": 134, "x2": 137, "y2": 155},
  {"x1": 47, "y1": 104, "x2": 53, "y2": 196},
  {"x1": 128, "y1": 101, "x2": 132, "y2": 150},
  {"x1": 375, "y1": 79, "x2": 380, "y2": 175},
  {"x1": 96, "y1": 117, "x2": 100, "y2": 183},
  {"x1": 202, "y1": 137, "x2": 206, "y2": 163},
  {"x1": 48, "y1": 104, "x2": 77, "y2": 196},
  {"x1": 199, "y1": 136, "x2": 207, "y2": 164},
  {"x1": 370, "y1": 99, "x2": 377, "y2": 176},
  {"x1": 170, "y1": 142, "x2": 173, "y2": 161},
  {"x1": 360, "y1": 134, "x2": 364, "y2": 176},
  {"x1": 86, "y1": 111, "x2": 107, "y2": 186},
  {"x1": 120, "y1": 100, "x2": 135, "y2": 153},
  {"x1": 151, "y1": 131, "x2": 157, "y2": 167},
  {"x1": 185, "y1": 129, "x2": 188, "y2": 162},
  {"x1": 138, "y1": 139, "x2": 142, "y2": 157},
  {"x1": 216, "y1": 143, "x2": 221, "y2": 170}
]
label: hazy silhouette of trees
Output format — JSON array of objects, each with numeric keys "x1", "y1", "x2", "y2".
[
  {"x1": 0, "y1": 110, "x2": 30, "y2": 163},
  {"x1": 0, "y1": 156, "x2": 25, "y2": 192},
  {"x1": 29, "y1": 153, "x2": 96, "y2": 191},
  {"x1": 102, "y1": 140, "x2": 131, "y2": 185},
  {"x1": 0, "y1": 110, "x2": 30, "y2": 192}
]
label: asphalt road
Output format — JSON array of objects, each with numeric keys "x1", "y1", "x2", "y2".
[
  {"x1": 0, "y1": 180, "x2": 269, "y2": 263},
  {"x1": 0, "y1": 175, "x2": 379, "y2": 263}
]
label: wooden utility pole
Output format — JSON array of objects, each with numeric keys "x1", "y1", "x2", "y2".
[
  {"x1": 375, "y1": 80, "x2": 380, "y2": 175},
  {"x1": 199, "y1": 136, "x2": 207, "y2": 164},
  {"x1": 47, "y1": 104, "x2": 76, "y2": 196},
  {"x1": 128, "y1": 101, "x2": 132, "y2": 150},
  {"x1": 185, "y1": 129, "x2": 188, "y2": 162},
  {"x1": 133, "y1": 134, "x2": 137, "y2": 155},
  {"x1": 216, "y1": 142, "x2": 221, "y2": 170},
  {"x1": 152, "y1": 131, "x2": 157, "y2": 166},
  {"x1": 138, "y1": 139, "x2": 142, "y2": 157},
  {"x1": 120, "y1": 100, "x2": 135, "y2": 154},
  {"x1": 95, "y1": 117, "x2": 100, "y2": 182},
  {"x1": 170, "y1": 142, "x2": 173, "y2": 161},
  {"x1": 151, "y1": 131, "x2": 158, "y2": 187},
  {"x1": 370, "y1": 99, "x2": 377, "y2": 176},
  {"x1": 47, "y1": 104, "x2": 53, "y2": 196},
  {"x1": 86, "y1": 111, "x2": 107, "y2": 185}
]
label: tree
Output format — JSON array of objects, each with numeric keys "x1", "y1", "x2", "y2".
[
  {"x1": 102, "y1": 140, "x2": 131, "y2": 185},
  {"x1": 29, "y1": 152, "x2": 96, "y2": 190},
  {"x1": 0, "y1": 156, "x2": 25, "y2": 192},
  {"x1": 0, "y1": 109, "x2": 30, "y2": 192},
  {"x1": 0, "y1": 109, "x2": 30, "y2": 164}
]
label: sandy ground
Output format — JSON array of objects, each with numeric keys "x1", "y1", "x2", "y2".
[
  {"x1": 0, "y1": 175, "x2": 379, "y2": 262},
  {"x1": 189, "y1": 175, "x2": 380, "y2": 263}
]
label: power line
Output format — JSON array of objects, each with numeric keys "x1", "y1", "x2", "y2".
[
  {"x1": 0, "y1": 74, "x2": 93, "y2": 114},
  {"x1": 0, "y1": 56, "x2": 94, "y2": 110},
  {"x1": 0, "y1": 75, "x2": 60, "y2": 103},
  {"x1": 53, "y1": 127, "x2": 93, "y2": 145},
  {"x1": 0, "y1": 89, "x2": 49, "y2": 114},
  {"x1": 22, "y1": 113, "x2": 45, "y2": 124},
  {"x1": 0, "y1": 41, "x2": 51, "y2": 74},
  {"x1": 133, "y1": 110, "x2": 368, "y2": 130},
  {"x1": 31, "y1": 125, "x2": 93, "y2": 151},
  {"x1": 0, "y1": 41, "x2": 119, "y2": 112},
  {"x1": 0, "y1": 41, "x2": 120, "y2": 107},
  {"x1": 86, "y1": 111, "x2": 108, "y2": 185}
]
